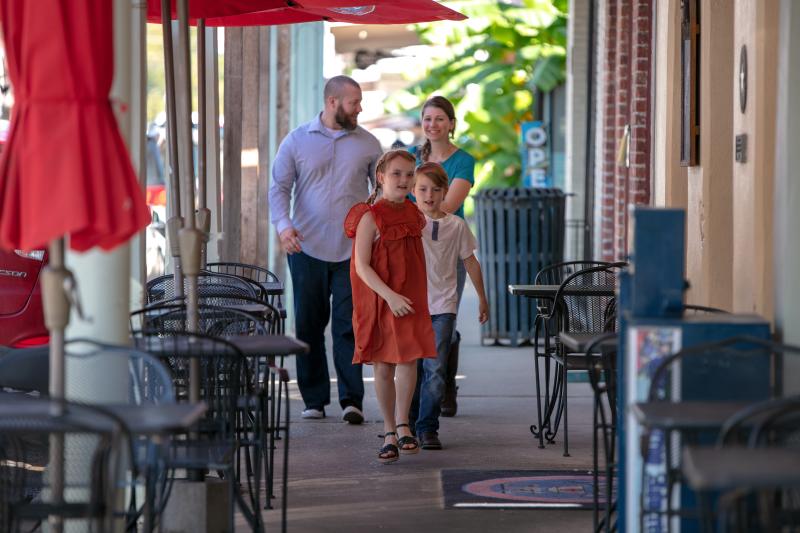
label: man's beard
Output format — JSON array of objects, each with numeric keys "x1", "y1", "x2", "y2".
[{"x1": 335, "y1": 105, "x2": 358, "y2": 130}]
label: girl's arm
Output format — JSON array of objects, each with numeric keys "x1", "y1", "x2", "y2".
[
  {"x1": 354, "y1": 212, "x2": 415, "y2": 317},
  {"x1": 441, "y1": 178, "x2": 471, "y2": 214},
  {"x1": 463, "y1": 254, "x2": 489, "y2": 324}
]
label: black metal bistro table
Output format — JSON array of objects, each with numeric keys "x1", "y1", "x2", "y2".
[
  {"x1": 134, "y1": 333, "x2": 308, "y2": 359},
  {"x1": 259, "y1": 281, "x2": 284, "y2": 296},
  {"x1": 508, "y1": 284, "x2": 616, "y2": 299},
  {"x1": 0, "y1": 394, "x2": 207, "y2": 435}
]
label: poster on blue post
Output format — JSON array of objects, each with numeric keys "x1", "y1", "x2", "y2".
[
  {"x1": 626, "y1": 326, "x2": 683, "y2": 533},
  {"x1": 520, "y1": 120, "x2": 551, "y2": 188}
]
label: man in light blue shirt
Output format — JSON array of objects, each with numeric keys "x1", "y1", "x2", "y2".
[{"x1": 270, "y1": 76, "x2": 382, "y2": 424}]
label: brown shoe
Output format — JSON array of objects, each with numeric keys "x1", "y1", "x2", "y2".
[
  {"x1": 420, "y1": 432, "x2": 443, "y2": 450},
  {"x1": 441, "y1": 330, "x2": 460, "y2": 417},
  {"x1": 440, "y1": 384, "x2": 458, "y2": 417}
]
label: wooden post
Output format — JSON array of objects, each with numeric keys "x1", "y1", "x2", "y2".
[{"x1": 222, "y1": 27, "x2": 243, "y2": 262}]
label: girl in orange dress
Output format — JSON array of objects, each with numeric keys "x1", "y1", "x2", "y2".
[{"x1": 344, "y1": 149, "x2": 436, "y2": 464}]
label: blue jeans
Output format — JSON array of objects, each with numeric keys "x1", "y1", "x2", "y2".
[
  {"x1": 287, "y1": 252, "x2": 363, "y2": 410},
  {"x1": 412, "y1": 313, "x2": 456, "y2": 435}
]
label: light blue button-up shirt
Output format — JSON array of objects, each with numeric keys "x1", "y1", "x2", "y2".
[{"x1": 269, "y1": 114, "x2": 383, "y2": 262}]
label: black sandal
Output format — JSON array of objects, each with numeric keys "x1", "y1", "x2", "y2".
[
  {"x1": 378, "y1": 431, "x2": 399, "y2": 464},
  {"x1": 395, "y1": 423, "x2": 420, "y2": 455}
]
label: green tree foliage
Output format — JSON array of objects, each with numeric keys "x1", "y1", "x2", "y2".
[{"x1": 386, "y1": 0, "x2": 567, "y2": 190}]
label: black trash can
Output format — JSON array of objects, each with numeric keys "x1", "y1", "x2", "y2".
[{"x1": 474, "y1": 187, "x2": 566, "y2": 346}]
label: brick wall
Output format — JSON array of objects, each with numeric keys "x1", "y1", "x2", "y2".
[
  {"x1": 600, "y1": 0, "x2": 618, "y2": 260},
  {"x1": 598, "y1": 0, "x2": 653, "y2": 261}
]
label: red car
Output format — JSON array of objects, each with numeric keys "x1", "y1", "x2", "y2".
[{"x1": 0, "y1": 248, "x2": 48, "y2": 347}]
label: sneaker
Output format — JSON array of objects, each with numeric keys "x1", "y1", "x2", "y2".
[
  {"x1": 301, "y1": 407, "x2": 325, "y2": 419},
  {"x1": 341, "y1": 405, "x2": 364, "y2": 425}
]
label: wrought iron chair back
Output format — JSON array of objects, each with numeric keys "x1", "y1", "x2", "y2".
[
  {"x1": 131, "y1": 303, "x2": 270, "y2": 337},
  {"x1": 131, "y1": 296, "x2": 279, "y2": 336},
  {"x1": 552, "y1": 263, "x2": 624, "y2": 335},
  {"x1": 533, "y1": 260, "x2": 616, "y2": 317},
  {"x1": 64, "y1": 340, "x2": 176, "y2": 531},
  {"x1": 205, "y1": 262, "x2": 279, "y2": 284},
  {"x1": 146, "y1": 272, "x2": 262, "y2": 304},
  {"x1": 205, "y1": 262, "x2": 285, "y2": 333},
  {"x1": 0, "y1": 397, "x2": 130, "y2": 533}
]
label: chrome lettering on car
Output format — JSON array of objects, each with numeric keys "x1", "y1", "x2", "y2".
[{"x1": 0, "y1": 269, "x2": 27, "y2": 278}]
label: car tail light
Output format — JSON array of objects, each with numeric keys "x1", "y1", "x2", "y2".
[
  {"x1": 14, "y1": 250, "x2": 45, "y2": 261},
  {"x1": 12, "y1": 335, "x2": 49, "y2": 348}
]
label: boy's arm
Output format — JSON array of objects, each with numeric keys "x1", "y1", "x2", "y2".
[
  {"x1": 463, "y1": 254, "x2": 489, "y2": 324},
  {"x1": 354, "y1": 214, "x2": 415, "y2": 317}
]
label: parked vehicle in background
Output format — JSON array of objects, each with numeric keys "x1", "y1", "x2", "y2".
[
  {"x1": 0, "y1": 119, "x2": 48, "y2": 347},
  {"x1": 0, "y1": 248, "x2": 48, "y2": 347}
]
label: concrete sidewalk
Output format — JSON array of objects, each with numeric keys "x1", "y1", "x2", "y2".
[{"x1": 255, "y1": 283, "x2": 596, "y2": 532}]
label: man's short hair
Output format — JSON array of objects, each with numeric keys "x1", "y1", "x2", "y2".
[{"x1": 324, "y1": 75, "x2": 360, "y2": 100}]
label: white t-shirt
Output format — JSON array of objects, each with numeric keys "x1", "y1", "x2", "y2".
[{"x1": 421, "y1": 213, "x2": 478, "y2": 315}]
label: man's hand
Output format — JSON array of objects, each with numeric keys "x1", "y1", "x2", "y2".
[
  {"x1": 478, "y1": 297, "x2": 489, "y2": 324},
  {"x1": 279, "y1": 227, "x2": 304, "y2": 254}
]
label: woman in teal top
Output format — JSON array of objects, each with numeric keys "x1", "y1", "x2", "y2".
[
  {"x1": 408, "y1": 95, "x2": 477, "y2": 421},
  {"x1": 408, "y1": 96, "x2": 475, "y2": 219}
]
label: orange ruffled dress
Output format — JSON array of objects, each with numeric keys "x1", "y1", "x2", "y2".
[{"x1": 344, "y1": 199, "x2": 436, "y2": 364}]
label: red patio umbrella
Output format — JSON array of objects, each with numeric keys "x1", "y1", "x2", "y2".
[
  {"x1": 147, "y1": 0, "x2": 283, "y2": 20},
  {"x1": 146, "y1": 0, "x2": 414, "y2": 23},
  {"x1": 0, "y1": 0, "x2": 151, "y2": 253},
  {"x1": 147, "y1": 0, "x2": 466, "y2": 25},
  {"x1": 205, "y1": 0, "x2": 467, "y2": 25},
  {"x1": 0, "y1": 3, "x2": 151, "y2": 528}
]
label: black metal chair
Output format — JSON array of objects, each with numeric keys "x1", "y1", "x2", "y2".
[
  {"x1": 532, "y1": 262, "x2": 624, "y2": 455},
  {"x1": 146, "y1": 272, "x2": 265, "y2": 305},
  {"x1": 639, "y1": 336, "x2": 797, "y2": 530},
  {"x1": 130, "y1": 296, "x2": 280, "y2": 335},
  {"x1": 0, "y1": 395, "x2": 132, "y2": 533},
  {"x1": 584, "y1": 332, "x2": 619, "y2": 533},
  {"x1": 132, "y1": 331, "x2": 266, "y2": 532},
  {"x1": 205, "y1": 262, "x2": 286, "y2": 334},
  {"x1": 130, "y1": 303, "x2": 271, "y2": 338},
  {"x1": 63, "y1": 340, "x2": 175, "y2": 532},
  {"x1": 681, "y1": 395, "x2": 800, "y2": 532},
  {"x1": 530, "y1": 261, "x2": 619, "y2": 450}
]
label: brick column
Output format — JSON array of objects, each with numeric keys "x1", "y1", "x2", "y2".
[
  {"x1": 629, "y1": 0, "x2": 653, "y2": 216},
  {"x1": 596, "y1": 0, "x2": 653, "y2": 261},
  {"x1": 613, "y1": 0, "x2": 632, "y2": 259},
  {"x1": 600, "y1": 0, "x2": 618, "y2": 261}
]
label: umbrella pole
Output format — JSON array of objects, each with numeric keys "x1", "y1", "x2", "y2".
[
  {"x1": 42, "y1": 237, "x2": 71, "y2": 533},
  {"x1": 161, "y1": 0, "x2": 184, "y2": 298},
  {"x1": 176, "y1": 0, "x2": 203, "y2": 407},
  {"x1": 196, "y1": 18, "x2": 211, "y2": 269}
]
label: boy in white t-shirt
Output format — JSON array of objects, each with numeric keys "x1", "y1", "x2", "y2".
[{"x1": 410, "y1": 162, "x2": 489, "y2": 450}]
